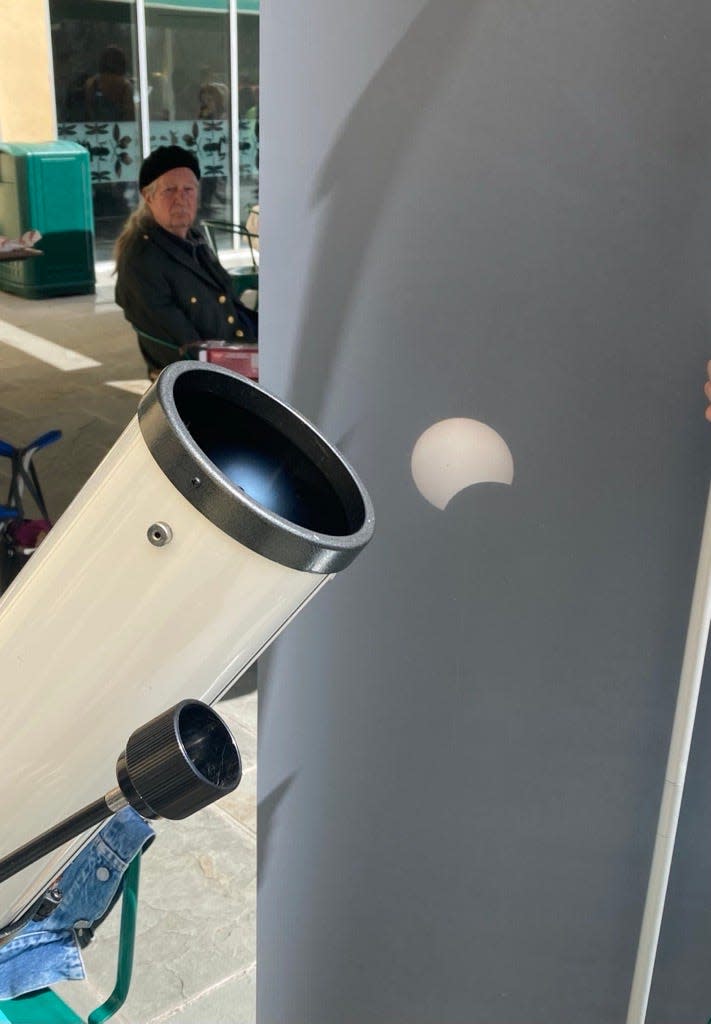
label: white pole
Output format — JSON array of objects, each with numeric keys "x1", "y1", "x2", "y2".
[
  {"x1": 626, "y1": 482, "x2": 711, "y2": 1024},
  {"x1": 229, "y1": 0, "x2": 241, "y2": 231},
  {"x1": 135, "y1": 0, "x2": 151, "y2": 159}
]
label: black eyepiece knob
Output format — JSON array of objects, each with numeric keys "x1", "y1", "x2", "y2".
[{"x1": 116, "y1": 700, "x2": 242, "y2": 820}]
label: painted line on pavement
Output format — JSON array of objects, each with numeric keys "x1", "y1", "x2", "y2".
[
  {"x1": 0, "y1": 319, "x2": 101, "y2": 372},
  {"x1": 105, "y1": 379, "x2": 151, "y2": 395}
]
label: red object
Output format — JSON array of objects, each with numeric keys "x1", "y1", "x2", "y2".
[
  {"x1": 200, "y1": 342, "x2": 259, "y2": 380},
  {"x1": 9, "y1": 518, "x2": 51, "y2": 549}
]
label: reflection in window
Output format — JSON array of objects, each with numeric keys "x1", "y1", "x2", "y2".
[
  {"x1": 49, "y1": 0, "x2": 259, "y2": 261},
  {"x1": 50, "y1": 0, "x2": 141, "y2": 260},
  {"x1": 146, "y1": 2, "x2": 232, "y2": 222}
]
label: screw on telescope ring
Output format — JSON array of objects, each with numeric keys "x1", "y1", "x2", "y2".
[{"x1": 147, "y1": 522, "x2": 172, "y2": 546}]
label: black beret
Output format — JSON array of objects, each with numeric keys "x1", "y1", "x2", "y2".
[{"x1": 139, "y1": 146, "x2": 201, "y2": 190}]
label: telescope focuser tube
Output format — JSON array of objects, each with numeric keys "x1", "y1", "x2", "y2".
[{"x1": 0, "y1": 701, "x2": 241, "y2": 884}]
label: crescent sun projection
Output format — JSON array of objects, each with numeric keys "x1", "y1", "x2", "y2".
[{"x1": 411, "y1": 418, "x2": 514, "y2": 510}]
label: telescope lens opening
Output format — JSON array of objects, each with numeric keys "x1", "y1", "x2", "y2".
[
  {"x1": 178, "y1": 703, "x2": 241, "y2": 789},
  {"x1": 174, "y1": 378, "x2": 365, "y2": 536}
]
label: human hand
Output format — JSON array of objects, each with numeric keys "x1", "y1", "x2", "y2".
[
  {"x1": 0, "y1": 229, "x2": 42, "y2": 260},
  {"x1": 705, "y1": 361, "x2": 711, "y2": 421}
]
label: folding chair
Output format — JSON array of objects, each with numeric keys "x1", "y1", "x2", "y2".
[{"x1": 0, "y1": 431, "x2": 61, "y2": 592}]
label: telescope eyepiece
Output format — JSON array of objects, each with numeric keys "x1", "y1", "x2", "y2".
[{"x1": 116, "y1": 700, "x2": 242, "y2": 820}]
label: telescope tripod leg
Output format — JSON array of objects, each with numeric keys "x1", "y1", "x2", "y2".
[{"x1": 0, "y1": 853, "x2": 142, "y2": 1024}]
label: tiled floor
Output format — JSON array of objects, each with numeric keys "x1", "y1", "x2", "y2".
[{"x1": 0, "y1": 277, "x2": 256, "y2": 1023}]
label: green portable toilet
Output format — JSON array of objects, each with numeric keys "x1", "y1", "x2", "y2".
[{"x1": 0, "y1": 141, "x2": 95, "y2": 298}]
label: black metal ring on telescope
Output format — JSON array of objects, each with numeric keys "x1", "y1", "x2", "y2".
[{"x1": 137, "y1": 362, "x2": 375, "y2": 573}]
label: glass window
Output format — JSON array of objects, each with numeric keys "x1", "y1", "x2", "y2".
[
  {"x1": 50, "y1": 0, "x2": 141, "y2": 261},
  {"x1": 237, "y1": 10, "x2": 259, "y2": 223},
  {"x1": 49, "y1": 0, "x2": 259, "y2": 261},
  {"x1": 145, "y1": 1, "x2": 232, "y2": 224}
]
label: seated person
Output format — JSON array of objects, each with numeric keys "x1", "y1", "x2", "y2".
[{"x1": 115, "y1": 145, "x2": 257, "y2": 378}]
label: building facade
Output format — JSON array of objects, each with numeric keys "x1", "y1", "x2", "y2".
[{"x1": 0, "y1": 0, "x2": 258, "y2": 260}]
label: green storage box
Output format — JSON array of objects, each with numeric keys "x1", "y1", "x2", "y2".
[{"x1": 0, "y1": 141, "x2": 95, "y2": 298}]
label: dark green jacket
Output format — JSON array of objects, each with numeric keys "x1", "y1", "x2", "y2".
[{"x1": 115, "y1": 222, "x2": 257, "y2": 369}]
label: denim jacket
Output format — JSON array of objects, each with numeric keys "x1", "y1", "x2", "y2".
[{"x1": 0, "y1": 808, "x2": 154, "y2": 999}]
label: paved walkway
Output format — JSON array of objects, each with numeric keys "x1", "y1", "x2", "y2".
[{"x1": 0, "y1": 279, "x2": 256, "y2": 1023}]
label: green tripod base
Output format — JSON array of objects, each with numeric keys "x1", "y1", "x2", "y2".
[{"x1": 0, "y1": 854, "x2": 141, "y2": 1024}]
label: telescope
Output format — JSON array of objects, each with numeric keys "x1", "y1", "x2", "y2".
[
  {"x1": 0, "y1": 699, "x2": 242, "y2": 887},
  {"x1": 0, "y1": 362, "x2": 374, "y2": 935}
]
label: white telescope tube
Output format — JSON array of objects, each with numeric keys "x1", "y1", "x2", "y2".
[
  {"x1": 626, "y1": 482, "x2": 711, "y2": 1024},
  {"x1": 0, "y1": 362, "x2": 374, "y2": 931}
]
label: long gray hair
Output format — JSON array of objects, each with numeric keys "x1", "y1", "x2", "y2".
[{"x1": 113, "y1": 183, "x2": 157, "y2": 265}]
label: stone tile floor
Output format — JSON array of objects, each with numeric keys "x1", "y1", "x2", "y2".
[{"x1": 0, "y1": 278, "x2": 256, "y2": 1023}]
